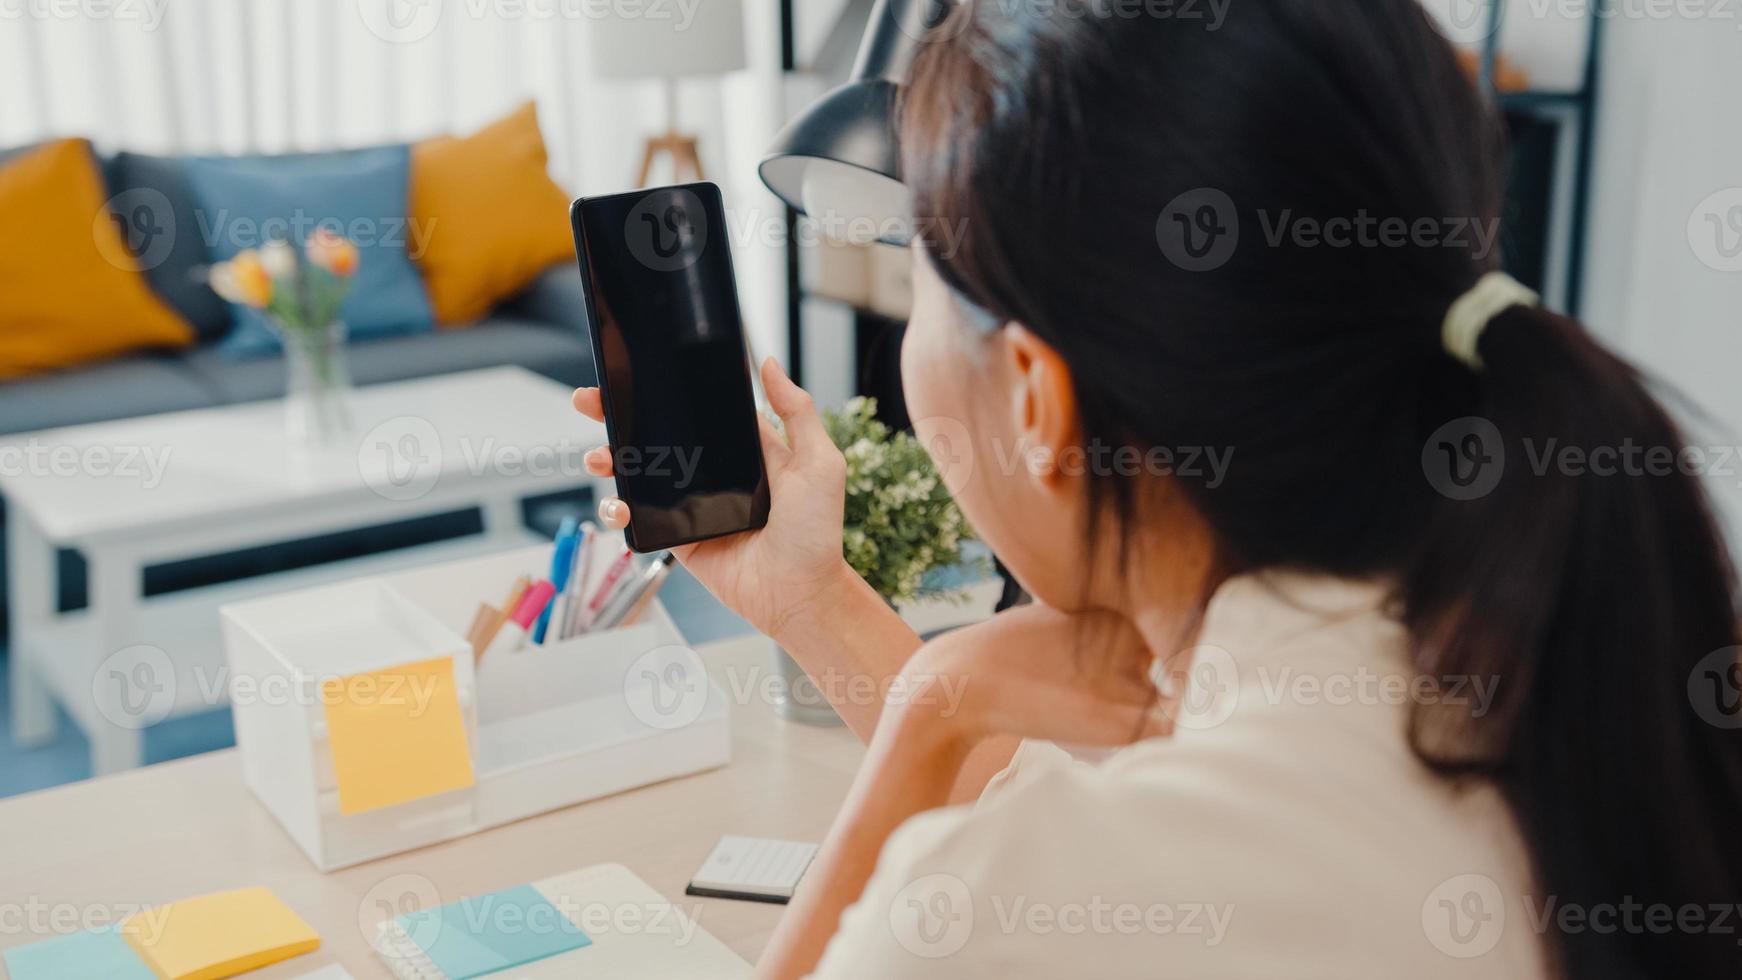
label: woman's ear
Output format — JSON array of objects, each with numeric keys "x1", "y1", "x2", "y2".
[{"x1": 999, "y1": 322, "x2": 1080, "y2": 490}]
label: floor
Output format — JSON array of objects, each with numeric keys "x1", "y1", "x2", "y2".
[{"x1": 0, "y1": 562, "x2": 751, "y2": 800}]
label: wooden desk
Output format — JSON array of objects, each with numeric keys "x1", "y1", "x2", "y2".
[{"x1": 0, "y1": 633, "x2": 870, "y2": 977}]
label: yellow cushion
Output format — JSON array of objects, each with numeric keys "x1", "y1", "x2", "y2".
[
  {"x1": 0, "y1": 139, "x2": 193, "y2": 379},
  {"x1": 411, "y1": 102, "x2": 576, "y2": 326}
]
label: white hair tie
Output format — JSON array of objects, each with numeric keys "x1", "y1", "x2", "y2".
[{"x1": 1442, "y1": 271, "x2": 1539, "y2": 370}]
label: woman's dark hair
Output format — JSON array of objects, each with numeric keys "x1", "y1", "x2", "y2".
[{"x1": 902, "y1": 1, "x2": 1741, "y2": 976}]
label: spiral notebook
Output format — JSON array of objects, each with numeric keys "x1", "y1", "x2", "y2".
[{"x1": 371, "y1": 863, "x2": 749, "y2": 979}]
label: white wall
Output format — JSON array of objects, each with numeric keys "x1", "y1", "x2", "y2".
[{"x1": 1582, "y1": 15, "x2": 1742, "y2": 546}]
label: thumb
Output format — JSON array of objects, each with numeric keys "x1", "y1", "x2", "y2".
[{"x1": 760, "y1": 357, "x2": 832, "y2": 460}]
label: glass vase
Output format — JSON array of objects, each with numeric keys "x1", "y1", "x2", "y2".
[{"x1": 279, "y1": 320, "x2": 353, "y2": 446}]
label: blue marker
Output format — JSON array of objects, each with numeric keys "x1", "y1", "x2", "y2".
[{"x1": 533, "y1": 516, "x2": 578, "y2": 644}]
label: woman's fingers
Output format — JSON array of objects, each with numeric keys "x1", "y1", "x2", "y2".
[
  {"x1": 584, "y1": 445, "x2": 614, "y2": 478},
  {"x1": 760, "y1": 357, "x2": 832, "y2": 460},
  {"x1": 572, "y1": 386, "x2": 605, "y2": 422},
  {"x1": 756, "y1": 413, "x2": 793, "y2": 470},
  {"x1": 597, "y1": 496, "x2": 631, "y2": 530}
]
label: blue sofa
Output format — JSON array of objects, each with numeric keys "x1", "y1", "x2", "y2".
[{"x1": 0, "y1": 142, "x2": 597, "y2": 636}]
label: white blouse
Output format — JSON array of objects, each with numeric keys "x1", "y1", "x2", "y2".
[{"x1": 807, "y1": 572, "x2": 1548, "y2": 978}]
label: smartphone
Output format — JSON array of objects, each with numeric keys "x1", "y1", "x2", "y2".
[{"x1": 570, "y1": 182, "x2": 770, "y2": 552}]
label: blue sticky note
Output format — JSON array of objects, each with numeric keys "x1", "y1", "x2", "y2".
[
  {"x1": 398, "y1": 884, "x2": 591, "y2": 979},
  {"x1": 2, "y1": 926, "x2": 156, "y2": 980}
]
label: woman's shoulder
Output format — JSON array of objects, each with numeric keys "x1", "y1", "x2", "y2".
[{"x1": 812, "y1": 737, "x2": 1542, "y2": 979}]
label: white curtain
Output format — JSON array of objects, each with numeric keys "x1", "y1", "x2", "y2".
[{"x1": 0, "y1": 0, "x2": 792, "y2": 360}]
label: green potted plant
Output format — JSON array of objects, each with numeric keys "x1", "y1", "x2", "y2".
[{"x1": 774, "y1": 397, "x2": 984, "y2": 724}]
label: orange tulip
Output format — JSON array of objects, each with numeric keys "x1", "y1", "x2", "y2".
[
  {"x1": 211, "y1": 251, "x2": 274, "y2": 308},
  {"x1": 307, "y1": 229, "x2": 360, "y2": 278}
]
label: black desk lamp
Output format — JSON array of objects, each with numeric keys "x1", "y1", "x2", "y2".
[{"x1": 758, "y1": 0, "x2": 955, "y2": 245}]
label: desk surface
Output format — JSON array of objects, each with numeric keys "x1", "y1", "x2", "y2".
[{"x1": 0, "y1": 632, "x2": 868, "y2": 978}]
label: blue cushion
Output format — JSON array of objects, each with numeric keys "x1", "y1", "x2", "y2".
[
  {"x1": 102, "y1": 151, "x2": 234, "y2": 342},
  {"x1": 181, "y1": 145, "x2": 434, "y2": 357}
]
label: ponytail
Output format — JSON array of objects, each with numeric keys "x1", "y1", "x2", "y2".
[{"x1": 1404, "y1": 303, "x2": 1742, "y2": 977}]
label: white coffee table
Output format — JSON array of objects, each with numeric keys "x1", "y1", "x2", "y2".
[{"x1": 1, "y1": 366, "x2": 607, "y2": 774}]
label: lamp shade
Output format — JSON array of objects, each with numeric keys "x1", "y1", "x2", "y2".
[
  {"x1": 589, "y1": 0, "x2": 747, "y2": 79},
  {"x1": 758, "y1": 0, "x2": 953, "y2": 245},
  {"x1": 759, "y1": 80, "x2": 909, "y2": 245}
]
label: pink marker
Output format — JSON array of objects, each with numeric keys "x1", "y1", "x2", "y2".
[
  {"x1": 482, "y1": 580, "x2": 555, "y2": 659},
  {"x1": 579, "y1": 548, "x2": 635, "y2": 634}
]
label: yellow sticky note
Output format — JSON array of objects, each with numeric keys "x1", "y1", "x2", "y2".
[
  {"x1": 322, "y1": 656, "x2": 475, "y2": 815},
  {"x1": 121, "y1": 887, "x2": 318, "y2": 980}
]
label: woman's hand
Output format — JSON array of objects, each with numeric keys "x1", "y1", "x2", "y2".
[
  {"x1": 573, "y1": 357, "x2": 853, "y2": 641},
  {"x1": 890, "y1": 603, "x2": 1170, "y2": 754}
]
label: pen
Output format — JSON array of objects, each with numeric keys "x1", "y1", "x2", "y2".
[
  {"x1": 592, "y1": 553, "x2": 675, "y2": 631},
  {"x1": 579, "y1": 547, "x2": 634, "y2": 633},
  {"x1": 482, "y1": 580, "x2": 555, "y2": 660},
  {"x1": 534, "y1": 517, "x2": 579, "y2": 644},
  {"x1": 558, "y1": 522, "x2": 599, "y2": 640}
]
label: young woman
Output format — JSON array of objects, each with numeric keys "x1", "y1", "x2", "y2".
[{"x1": 575, "y1": 0, "x2": 1741, "y2": 975}]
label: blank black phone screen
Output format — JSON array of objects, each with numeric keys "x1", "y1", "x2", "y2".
[{"x1": 571, "y1": 183, "x2": 769, "y2": 552}]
